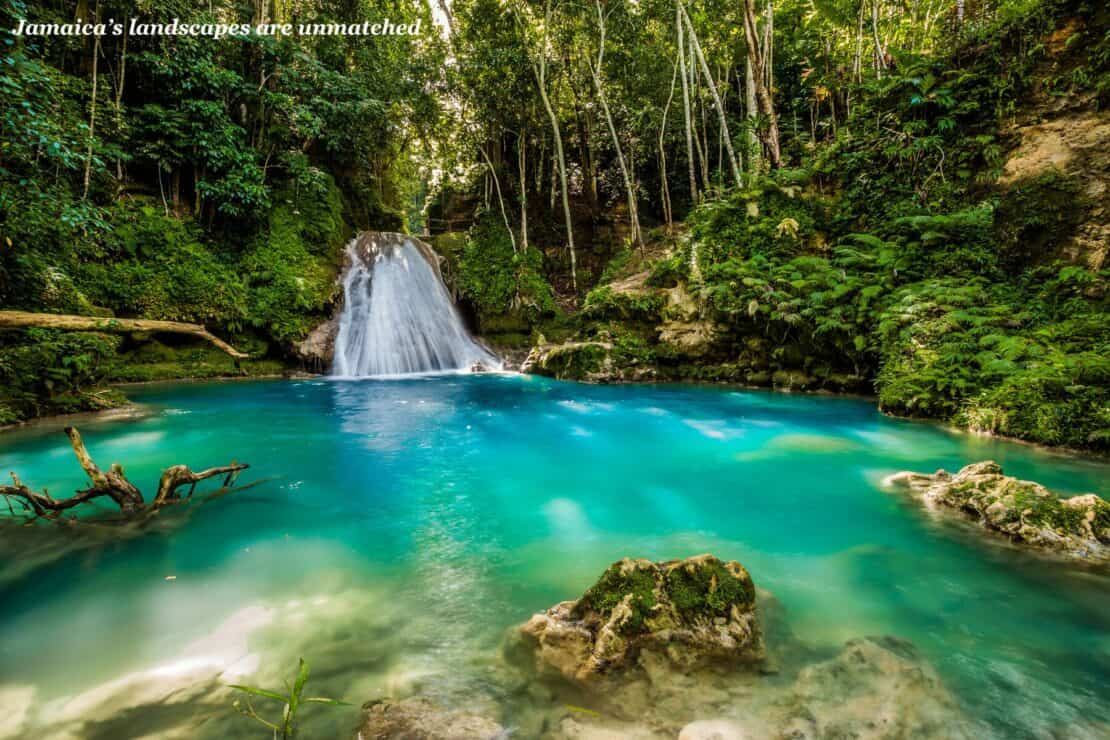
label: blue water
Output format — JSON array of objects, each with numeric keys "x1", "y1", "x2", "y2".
[{"x1": 0, "y1": 376, "x2": 1107, "y2": 738}]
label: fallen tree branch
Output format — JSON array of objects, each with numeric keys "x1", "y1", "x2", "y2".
[
  {"x1": 0, "y1": 427, "x2": 250, "y2": 520},
  {"x1": 0, "y1": 311, "x2": 249, "y2": 359},
  {"x1": 154, "y1": 463, "x2": 248, "y2": 506}
]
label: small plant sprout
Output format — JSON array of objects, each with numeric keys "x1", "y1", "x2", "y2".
[{"x1": 230, "y1": 658, "x2": 348, "y2": 739}]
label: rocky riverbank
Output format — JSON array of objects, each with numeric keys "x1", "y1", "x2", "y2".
[{"x1": 885, "y1": 461, "x2": 1110, "y2": 564}]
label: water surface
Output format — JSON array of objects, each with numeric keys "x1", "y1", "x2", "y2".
[{"x1": 0, "y1": 376, "x2": 1106, "y2": 738}]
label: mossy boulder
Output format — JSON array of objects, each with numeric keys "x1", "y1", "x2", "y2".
[
  {"x1": 513, "y1": 555, "x2": 764, "y2": 686},
  {"x1": 885, "y1": 461, "x2": 1109, "y2": 564}
]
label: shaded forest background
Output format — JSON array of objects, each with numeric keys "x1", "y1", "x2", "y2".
[{"x1": 0, "y1": 0, "x2": 1107, "y2": 450}]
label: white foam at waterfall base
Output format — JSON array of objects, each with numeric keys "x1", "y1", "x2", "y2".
[{"x1": 332, "y1": 238, "x2": 501, "y2": 378}]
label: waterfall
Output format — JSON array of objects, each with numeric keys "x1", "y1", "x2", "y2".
[{"x1": 332, "y1": 234, "x2": 501, "y2": 378}]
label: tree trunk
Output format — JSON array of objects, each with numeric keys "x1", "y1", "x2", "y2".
[
  {"x1": 677, "y1": 2, "x2": 698, "y2": 203},
  {"x1": 532, "y1": 0, "x2": 576, "y2": 291},
  {"x1": 741, "y1": 0, "x2": 782, "y2": 167},
  {"x1": 590, "y1": 0, "x2": 642, "y2": 249},
  {"x1": 82, "y1": 1, "x2": 101, "y2": 201},
  {"x1": 853, "y1": 0, "x2": 865, "y2": 83},
  {"x1": 659, "y1": 54, "x2": 679, "y2": 228},
  {"x1": 872, "y1": 0, "x2": 887, "y2": 75},
  {"x1": 0, "y1": 311, "x2": 249, "y2": 358},
  {"x1": 479, "y1": 144, "x2": 517, "y2": 252},
  {"x1": 113, "y1": 27, "x2": 127, "y2": 185},
  {"x1": 745, "y1": 57, "x2": 760, "y2": 174},
  {"x1": 681, "y1": 6, "x2": 743, "y2": 187},
  {"x1": 518, "y1": 131, "x2": 529, "y2": 251}
]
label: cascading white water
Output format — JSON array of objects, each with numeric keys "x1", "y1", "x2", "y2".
[{"x1": 332, "y1": 236, "x2": 501, "y2": 378}]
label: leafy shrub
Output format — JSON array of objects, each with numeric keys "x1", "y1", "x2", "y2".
[
  {"x1": 0, "y1": 330, "x2": 122, "y2": 421},
  {"x1": 582, "y1": 287, "x2": 664, "y2": 323},
  {"x1": 457, "y1": 216, "x2": 555, "y2": 326}
]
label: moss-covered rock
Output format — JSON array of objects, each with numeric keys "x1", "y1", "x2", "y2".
[
  {"x1": 885, "y1": 461, "x2": 1109, "y2": 564},
  {"x1": 513, "y1": 555, "x2": 764, "y2": 686}
]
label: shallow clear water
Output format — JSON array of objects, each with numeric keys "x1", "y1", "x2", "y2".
[{"x1": 0, "y1": 376, "x2": 1107, "y2": 738}]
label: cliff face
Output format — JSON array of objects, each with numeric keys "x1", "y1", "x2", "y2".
[{"x1": 996, "y1": 15, "x2": 1109, "y2": 270}]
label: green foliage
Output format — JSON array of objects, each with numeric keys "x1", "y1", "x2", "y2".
[
  {"x1": 230, "y1": 658, "x2": 347, "y2": 739},
  {"x1": 241, "y1": 179, "x2": 348, "y2": 345},
  {"x1": 74, "y1": 202, "x2": 247, "y2": 325},
  {"x1": 457, "y1": 217, "x2": 555, "y2": 327},
  {"x1": 994, "y1": 172, "x2": 1086, "y2": 270},
  {"x1": 645, "y1": 253, "x2": 690, "y2": 288},
  {"x1": 582, "y1": 287, "x2": 664, "y2": 323},
  {"x1": 876, "y1": 270, "x2": 1109, "y2": 448},
  {"x1": 0, "y1": 330, "x2": 123, "y2": 422},
  {"x1": 688, "y1": 178, "x2": 819, "y2": 265}
]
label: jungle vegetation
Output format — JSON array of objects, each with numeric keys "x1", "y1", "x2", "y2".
[{"x1": 0, "y1": 0, "x2": 1107, "y2": 450}]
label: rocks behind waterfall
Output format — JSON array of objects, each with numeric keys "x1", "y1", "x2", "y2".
[
  {"x1": 514, "y1": 554, "x2": 764, "y2": 686},
  {"x1": 886, "y1": 461, "x2": 1109, "y2": 564}
]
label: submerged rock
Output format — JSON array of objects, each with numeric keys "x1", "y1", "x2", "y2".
[
  {"x1": 885, "y1": 461, "x2": 1110, "y2": 563},
  {"x1": 513, "y1": 555, "x2": 764, "y2": 687},
  {"x1": 356, "y1": 697, "x2": 505, "y2": 740},
  {"x1": 769, "y1": 636, "x2": 974, "y2": 740},
  {"x1": 677, "y1": 719, "x2": 749, "y2": 739}
]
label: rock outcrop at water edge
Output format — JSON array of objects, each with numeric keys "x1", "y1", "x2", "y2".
[
  {"x1": 885, "y1": 461, "x2": 1109, "y2": 564},
  {"x1": 512, "y1": 554, "x2": 764, "y2": 687}
]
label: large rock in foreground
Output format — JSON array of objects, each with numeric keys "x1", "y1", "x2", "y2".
[
  {"x1": 514, "y1": 555, "x2": 764, "y2": 686},
  {"x1": 356, "y1": 697, "x2": 505, "y2": 740},
  {"x1": 886, "y1": 461, "x2": 1109, "y2": 563}
]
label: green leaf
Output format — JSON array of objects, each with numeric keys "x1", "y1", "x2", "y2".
[{"x1": 228, "y1": 685, "x2": 289, "y2": 703}]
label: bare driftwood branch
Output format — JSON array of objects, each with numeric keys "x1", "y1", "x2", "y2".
[
  {"x1": 0, "y1": 427, "x2": 249, "y2": 520},
  {"x1": 153, "y1": 463, "x2": 247, "y2": 506},
  {"x1": 0, "y1": 311, "x2": 248, "y2": 359}
]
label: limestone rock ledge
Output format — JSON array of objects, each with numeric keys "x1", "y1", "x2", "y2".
[
  {"x1": 885, "y1": 461, "x2": 1109, "y2": 564},
  {"x1": 511, "y1": 554, "x2": 764, "y2": 687}
]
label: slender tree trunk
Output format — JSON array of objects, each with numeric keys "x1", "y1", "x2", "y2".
[
  {"x1": 518, "y1": 131, "x2": 529, "y2": 251},
  {"x1": 762, "y1": 0, "x2": 773, "y2": 91},
  {"x1": 745, "y1": 57, "x2": 760, "y2": 175},
  {"x1": 479, "y1": 144, "x2": 517, "y2": 252},
  {"x1": 681, "y1": 6, "x2": 743, "y2": 187},
  {"x1": 590, "y1": 0, "x2": 642, "y2": 249},
  {"x1": 171, "y1": 168, "x2": 181, "y2": 211},
  {"x1": 853, "y1": 1, "x2": 865, "y2": 83},
  {"x1": 741, "y1": 0, "x2": 782, "y2": 167},
  {"x1": 659, "y1": 54, "x2": 679, "y2": 228},
  {"x1": 677, "y1": 2, "x2": 698, "y2": 203},
  {"x1": 112, "y1": 28, "x2": 127, "y2": 185},
  {"x1": 82, "y1": 1, "x2": 101, "y2": 201},
  {"x1": 532, "y1": 0, "x2": 576, "y2": 291},
  {"x1": 872, "y1": 0, "x2": 886, "y2": 75}
]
